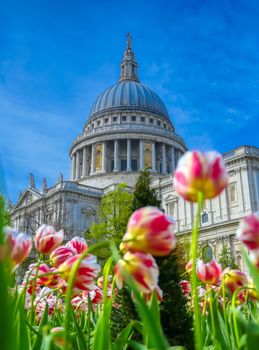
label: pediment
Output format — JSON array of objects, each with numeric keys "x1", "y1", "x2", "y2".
[{"x1": 14, "y1": 188, "x2": 43, "y2": 209}]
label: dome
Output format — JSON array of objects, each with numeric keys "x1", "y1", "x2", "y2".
[{"x1": 89, "y1": 80, "x2": 170, "y2": 120}]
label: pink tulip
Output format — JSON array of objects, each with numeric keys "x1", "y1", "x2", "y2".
[
  {"x1": 237, "y1": 213, "x2": 259, "y2": 250},
  {"x1": 83, "y1": 287, "x2": 103, "y2": 305},
  {"x1": 174, "y1": 151, "x2": 228, "y2": 202},
  {"x1": 120, "y1": 207, "x2": 176, "y2": 256},
  {"x1": 50, "y1": 246, "x2": 75, "y2": 267},
  {"x1": 71, "y1": 296, "x2": 88, "y2": 311},
  {"x1": 58, "y1": 254, "x2": 100, "y2": 292},
  {"x1": 66, "y1": 236, "x2": 88, "y2": 254},
  {"x1": 185, "y1": 259, "x2": 194, "y2": 274},
  {"x1": 114, "y1": 251, "x2": 159, "y2": 294},
  {"x1": 179, "y1": 280, "x2": 191, "y2": 297},
  {"x1": 221, "y1": 268, "x2": 248, "y2": 293},
  {"x1": 4, "y1": 227, "x2": 32, "y2": 266},
  {"x1": 34, "y1": 224, "x2": 64, "y2": 254},
  {"x1": 196, "y1": 259, "x2": 222, "y2": 285}
]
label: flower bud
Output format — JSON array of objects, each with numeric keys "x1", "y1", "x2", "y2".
[
  {"x1": 120, "y1": 207, "x2": 176, "y2": 256},
  {"x1": 34, "y1": 224, "x2": 64, "y2": 254},
  {"x1": 65, "y1": 236, "x2": 88, "y2": 254},
  {"x1": 196, "y1": 259, "x2": 221, "y2": 285},
  {"x1": 115, "y1": 251, "x2": 159, "y2": 294},
  {"x1": 221, "y1": 268, "x2": 248, "y2": 293},
  {"x1": 50, "y1": 246, "x2": 75, "y2": 267},
  {"x1": 4, "y1": 227, "x2": 32, "y2": 266},
  {"x1": 174, "y1": 151, "x2": 228, "y2": 202},
  {"x1": 179, "y1": 280, "x2": 191, "y2": 297},
  {"x1": 58, "y1": 254, "x2": 101, "y2": 292},
  {"x1": 237, "y1": 213, "x2": 259, "y2": 250}
]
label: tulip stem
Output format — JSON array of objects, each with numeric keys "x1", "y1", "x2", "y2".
[{"x1": 191, "y1": 191, "x2": 203, "y2": 350}]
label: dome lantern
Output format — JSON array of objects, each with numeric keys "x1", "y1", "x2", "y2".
[{"x1": 119, "y1": 33, "x2": 140, "y2": 83}]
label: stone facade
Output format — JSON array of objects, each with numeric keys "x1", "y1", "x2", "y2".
[{"x1": 10, "y1": 39, "x2": 259, "y2": 270}]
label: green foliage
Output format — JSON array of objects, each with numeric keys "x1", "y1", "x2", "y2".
[
  {"x1": 157, "y1": 253, "x2": 194, "y2": 349},
  {"x1": 86, "y1": 183, "x2": 133, "y2": 258},
  {"x1": 0, "y1": 193, "x2": 11, "y2": 228},
  {"x1": 218, "y1": 244, "x2": 238, "y2": 269},
  {"x1": 131, "y1": 168, "x2": 161, "y2": 211}
]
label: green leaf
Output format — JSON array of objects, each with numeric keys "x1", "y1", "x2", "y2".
[
  {"x1": 243, "y1": 247, "x2": 259, "y2": 293},
  {"x1": 112, "y1": 320, "x2": 142, "y2": 350},
  {"x1": 71, "y1": 307, "x2": 87, "y2": 350},
  {"x1": 32, "y1": 304, "x2": 49, "y2": 350}
]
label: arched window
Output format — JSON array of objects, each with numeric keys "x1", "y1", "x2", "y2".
[
  {"x1": 202, "y1": 245, "x2": 213, "y2": 262},
  {"x1": 201, "y1": 212, "x2": 208, "y2": 223}
]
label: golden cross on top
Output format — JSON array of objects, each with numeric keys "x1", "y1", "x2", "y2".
[{"x1": 126, "y1": 32, "x2": 132, "y2": 49}]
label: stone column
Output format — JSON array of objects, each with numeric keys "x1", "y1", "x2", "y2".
[
  {"x1": 126, "y1": 139, "x2": 132, "y2": 171},
  {"x1": 90, "y1": 144, "x2": 95, "y2": 175},
  {"x1": 170, "y1": 146, "x2": 175, "y2": 173},
  {"x1": 152, "y1": 142, "x2": 156, "y2": 172},
  {"x1": 113, "y1": 139, "x2": 119, "y2": 172},
  {"x1": 139, "y1": 139, "x2": 144, "y2": 170},
  {"x1": 71, "y1": 154, "x2": 76, "y2": 180},
  {"x1": 75, "y1": 152, "x2": 80, "y2": 179},
  {"x1": 162, "y1": 143, "x2": 167, "y2": 174},
  {"x1": 82, "y1": 147, "x2": 86, "y2": 177},
  {"x1": 102, "y1": 142, "x2": 107, "y2": 173}
]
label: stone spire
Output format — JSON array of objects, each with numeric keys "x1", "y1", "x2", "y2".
[
  {"x1": 42, "y1": 177, "x2": 47, "y2": 193},
  {"x1": 119, "y1": 33, "x2": 140, "y2": 82},
  {"x1": 29, "y1": 173, "x2": 35, "y2": 188}
]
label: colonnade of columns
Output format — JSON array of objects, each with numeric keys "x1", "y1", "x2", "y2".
[{"x1": 71, "y1": 139, "x2": 177, "y2": 180}]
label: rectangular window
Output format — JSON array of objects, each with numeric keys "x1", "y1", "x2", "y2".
[
  {"x1": 122, "y1": 116, "x2": 127, "y2": 122},
  {"x1": 229, "y1": 183, "x2": 237, "y2": 203},
  {"x1": 91, "y1": 123, "x2": 94, "y2": 129},
  {"x1": 131, "y1": 159, "x2": 137, "y2": 171},
  {"x1": 104, "y1": 118, "x2": 108, "y2": 124},
  {"x1": 121, "y1": 159, "x2": 127, "y2": 171},
  {"x1": 164, "y1": 123, "x2": 167, "y2": 128},
  {"x1": 141, "y1": 116, "x2": 145, "y2": 123},
  {"x1": 113, "y1": 117, "x2": 117, "y2": 123},
  {"x1": 157, "y1": 120, "x2": 161, "y2": 126},
  {"x1": 150, "y1": 118, "x2": 153, "y2": 124},
  {"x1": 131, "y1": 116, "x2": 136, "y2": 122},
  {"x1": 97, "y1": 120, "x2": 101, "y2": 126}
]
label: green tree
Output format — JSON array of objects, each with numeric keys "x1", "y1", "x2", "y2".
[
  {"x1": 131, "y1": 168, "x2": 161, "y2": 211},
  {"x1": 0, "y1": 194, "x2": 11, "y2": 227},
  {"x1": 131, "y1": 169, "x2": 194, "y2": 348},
  {"x1": 218, "y1": 243, "x2": 238, "y2": 269},
  {"x1": 86, "y1": 183, "x2": 133, "y2": 259}
]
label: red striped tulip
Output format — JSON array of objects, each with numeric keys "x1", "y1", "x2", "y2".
[
  {"x1": 50, "y1": 246, "x2": 75, "y2": 267},
  {"x1": 66, "y1": 236, "x2": 88, "y2": 254},
  {"x1": 58, "y1": 254, "x2": 100, "y2": 291},
  {"x1": 84, "y1": 288, "x2": 103, "y2": 305},
  {"x1": 196, "y1": 259, "x2": 221, "y2": 285},
  {"x1": 221, "y1": 268, "x2": 248, "y2": 293},
  {"x1": 4, "y1": 227, "x2": 32, "y2": 266},
  {"x1": 179, "y1": 280, "x2": 191, "y2": 297},
  {"x1": 174, "y1": 151, "x2": 228, "y2": 202},
  {"x1": 114, "y1": 251, "x2": 159, "y2": 294},
  {"x1": 237, "y1": 213, "x2": 259, "y2": 250},
  {"x1": 34, "y1": 225, "x2": 64, "y2": 254},
  {"x1": 120, "y1": 207, "x2": 176, "y2": 256},
  {"x1": 144, "y1": 286, "x2": 163, "y2": 303}
]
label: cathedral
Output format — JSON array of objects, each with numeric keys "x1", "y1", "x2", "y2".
[{"x1": 10, "y1": 36, "x2": 259, "y2": 269}]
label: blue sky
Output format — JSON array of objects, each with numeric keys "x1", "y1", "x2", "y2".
[{"x1": 1, "y1": 0, "x2": 259, "y2": 203}]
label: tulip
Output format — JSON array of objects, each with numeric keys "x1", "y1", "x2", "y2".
[
  {"x1": 97, "y1": 275, "x2": 113, "y2": 289},
  {"x1": 114, "y1": 251, "x2": 159, "y2": 294},
  {"x1": 120, "y1": 207, "x2": 176, "y2": 256},
  {"x1": 237, "y1": 213, "x2": 259, "y2": 250},
  {"x1": 143, "y1": 286, "x2": 163, "y2": 303},
  {"x1": 174, "y1": 151, "x2": 228, "y2": 202},
  {"x1": 196, "y1": 259, "x2": 221, "y2": 285},
  {"x1": 247, "y1": 278, "x2": 259, "y2": 301},
  {"x1": 50, "y1": 327, "x2": 65, "y2": 349},
  {"x1": 71, "y1": 296, "x2": 87, "y2": 311},
  {"x1": 66, "y1": 236, "x2": 88, "y2": 254},
  {"x1": 179, "y1": 280, "x2": 191, "y2": 297},
  {"x1": 221, "y1": 268, "x2": 248, "y2": 293},
  {"x1": 185, "y1": 259, "x2": 194, "y2": 274},
  {"x1": 4, "y1": 227, "x2": 32, "y2": 266},
  {"x1": 34, "y1": 224, "x2": 64, "y2": 254},
  {"x1": 83, "y1": 288, "x2": 103, "y2": 305},
  {"x1": 59, "y1": 254, "x2": 101, "y2": 291},
  {"x1": 50, "y1": 246, "x2": 75, "y2": 267}
]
